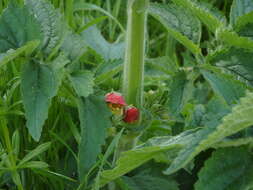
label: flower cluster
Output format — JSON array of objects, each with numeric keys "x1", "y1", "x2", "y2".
[{"x1": 105, "y1": 92, "x2": 139, "y2": 124}]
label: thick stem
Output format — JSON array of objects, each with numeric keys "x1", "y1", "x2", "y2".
[{"x1": 123, "y1": 0, "x2": 149, "y2": 109}]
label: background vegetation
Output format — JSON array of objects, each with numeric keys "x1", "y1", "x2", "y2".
[{"x1": 1, "y1": 0, "x2": 253, "y2": 189}]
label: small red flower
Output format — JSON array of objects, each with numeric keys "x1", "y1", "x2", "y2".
[
  {"x1": 105, "y1": 92, "x2": 126, "y2": 115},
  {"x1": 123, "y1": 106, "x2": 140, "y2": 123}
]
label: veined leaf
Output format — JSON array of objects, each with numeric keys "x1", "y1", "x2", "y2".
[
  {"x1": 230, "y1": 0, "x2": 253, "y2": 27},
  {"x1": 78, "y1": 95, "x2": 111, "y2": 180},
  {"x1": 61, "y1": 32, "x2": 87, "y2": 62},
  {"x1": 201, "y1": 66, "x2": 246, "y2": 105},
  {"x1": 208, "y1": 48, "x2": 253, "y2": 83},
  {"x1": 69, "y1": 70, "x2": 94, "y2": 98},
  {"x1": 172, "y1": 0, "x2": 225, "y2": 32},
  {"x1": 217, "y1": 28, "x2": 253, "y2": 50},
  {"x1": 81, "y1": 26, "x2": 125, "y2": 61},
  {"x1": 149, "y1": 3, "x2": 201, "y2": 54},
  {"x1": 26, "y1": 0, "x2": 66, "y2": 54},
  {"x1": 0, "y1": 3, "x2": 42, "y2": 53},
  {"x1": 21, "y1": 55, "x2": 68, "y2": 141},
  {"x1": 195, "y1": 147, "x2": 253, "y2": 190},
  {"x1": 0, "y1": 40, "x2": 39, "y2": 68},
  {"x1": 164, "y1": 92, "x2": 253, "y2": 175},
  {"x1": 100, "y1": 130, "x2": 196, "y2": 186}
]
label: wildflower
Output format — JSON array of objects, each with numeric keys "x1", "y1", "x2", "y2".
[
  {"x1": 123, "y1": 106, "x2": 139, "y2": 123},
  {"x1": 105, "y1": 92, "x2": 126, "y2": 115}
]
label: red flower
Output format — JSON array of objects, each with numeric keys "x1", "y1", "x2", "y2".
[
  {"x1": 123, "y1": 106, "x2": 140, "y2": 123},
  {"x1": 105, "y1": 92, "x2": 126, "y2": 115}
]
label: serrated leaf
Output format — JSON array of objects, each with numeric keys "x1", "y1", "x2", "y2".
[
  {"x1": 148, "y1": 3, "x2": 201, "y2": 54},
  {"x1": 0, "y1": 3, "x2": 42, "y2": 53},
  {"x1": 172, "y1": 0, "x2": 225, "y2": 32},
  {"x1": 164, "y1": 92, "x2": 253, "y2": 175},
  {"x1": 217, "y1": 28, "x2": 253, "y2": 50},
  {"x1": 100, "y1": 130, "x2": 196, "y2": 186},
  {"x1": 208, "y1": 48, "x2": 253, "y2": 83},
  {"x1": 69, "y1": 71, "x2": 94, "y2": 98},
  {"x1": 81, "y1": 26, "x2": 125, "y2": 61},
  {"x1": 61, "y1": 32, "x2": 87, "y2": 62},
  {"x1": 201, "y1": 67, "x2": 246, "y2": 105},
  {"x1": 0, "y1": 40, "x2": 39, "y2": 68},
  {"x1": 21, "y1": 56, "x2": 67, "y2": 141},
  {"x1": 230, "y1": 0, "x2": 253, "y2": 27},
  {"x1": 26, "y1": 0, "x2": 66, "y2": 54},
  {"x1": 195, "y1": 147, "x2": 253, "y2": 190},
  {"x1": 18, "y1": 142, "x2": 51, "y2": 166},
  {"x1": 78, "y1": 95, "x2": 111, "y2": 180}
]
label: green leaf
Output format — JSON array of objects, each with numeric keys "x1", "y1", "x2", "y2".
[
  {"x1": 123, "y1": 173, "x2": 179, "y2": 190},
  {"x1": 212, "y1": 137, "x2": 253, "y2": 149},
  {"x1": 69, "y1": 71, "x2": 94, "y2": 98},
  {"x1": 100, "y1": 130, "x2": 196, "y2": 186},
  {"x1": 18, "y1": 142, "x2": 51, "y2": 166},
  {"x1": 95, "y1": 59, "x2": 123, "y2": 84},
  {"x1": 195, "y1": 147, "x2": 253, "y2": 190},
  {"x1": 73, "y1": 2, "x2": 124, "y2": 32},
  {"x1": 208, "y1": 48, "x2": 253, "y2": 83},
  {"x1": 61, "y1": 33, "x2": 87, "y2": 62},
  {"x1": 81, "y1": 26, "x2": 125, "y2": 61},
  {"x1": 201, "y1": 66, "x2": 246, "y2": 105},
  {"x1": 172, "y1": 0, "x2": 225, "y2": 32},
  {"x1": 21, "y1": 56, "x2": 67, "y2": 141},
  {"x1": 26, "y1": 0, "x2": 66, "y2": 54},
  {"x1": 164, "y1": 92, "x2": 253, "y2": 175},
  {"x1": 148, "y1": 3, "x2": 201, "y2": 54},
  {"x1": 168, "y1": 71, "x2": 193, "y2": 117},
  {"x1": 217, "y1": 28, "x2": 253, "y2": 50},
  {"x1": 93, "y1": 129, "x2": 124, "y2": 190},
  {"x1": 78, "y1": 95, "x2": 111, "y2": 180},
  {"x1": 0, "y1": 41, "x2": 39, "y2": 68},
  {"x1": 0, "y1": 3, "x2": 42, "y2": 53},
  {"x1": 19, "y1": 161, "x2": 49, "y2": 169},
  {"x1": 230, "y1": 0, "x2": 253, "y2": 27}
]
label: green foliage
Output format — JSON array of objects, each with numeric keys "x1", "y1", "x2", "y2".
[
  {"x1": 26, "y1": 0, "x2": 65, "y2": 54},
  {"x1": 81, "y1": 26, "x2": 125, "y2": 61},
  {"x1": 123, "y1": 171, "x2": 179, "y2": 190},
  {"x1": 69, "y1": 71, "x2": 94, "y2": 98},
  {"x1": 21, "y1": 55, "x2": 68, "y2": 141},
  {"x1": 165, "y1": 92, "x2": 253, "y2": 175},
  {"x1": 0, "y1": 41, "x2": 39, "y2": 68},
  {"x1": 172, "y1": 0, "x2": 225, "y2": 32},
  {"x1": 148, "y1": 3, "x2": 201, "y2": 54},
  {"x1": 208, "y1": 48, "x2": 253, "y2": 83},
  {"x1": 0, "y1": 3, "x2": 42, "y2": 52},
  {"x1": 201, "y1": 66, "x2": 246, "y2": 105},
  {"x1": 195, "y1": 147, "x2": 253, "y2": 190},
  {"x1": 230, "y1": 0, "x2": 253, "y2": 27},
  {"x1": 78, "y1": 95, "x2": 111, "y2": 180}
]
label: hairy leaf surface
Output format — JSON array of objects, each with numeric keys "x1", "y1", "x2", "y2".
[
  {"x1": 149, "y1": 3, "x2": 201, "y2": 54},
  {"x1": 195, "y1": 147, "x2": 253, "y2": 190}
]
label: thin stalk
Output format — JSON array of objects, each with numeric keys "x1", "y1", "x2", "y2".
[{"x1": 123, "y1": 0, "x2": 149, "y2": 109}]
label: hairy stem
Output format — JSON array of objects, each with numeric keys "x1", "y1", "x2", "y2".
[{"x1": 123, "y1": 0, "x2": 149, "y2": 109}]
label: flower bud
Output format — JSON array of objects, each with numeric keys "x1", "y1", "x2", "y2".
[{"x1": 123, "y1": 106, "x2": 140, "y2": 123}]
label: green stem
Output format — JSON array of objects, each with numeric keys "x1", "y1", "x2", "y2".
[{"x1": 123, "y1": 0, "x2": 149, "y2": 109}]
